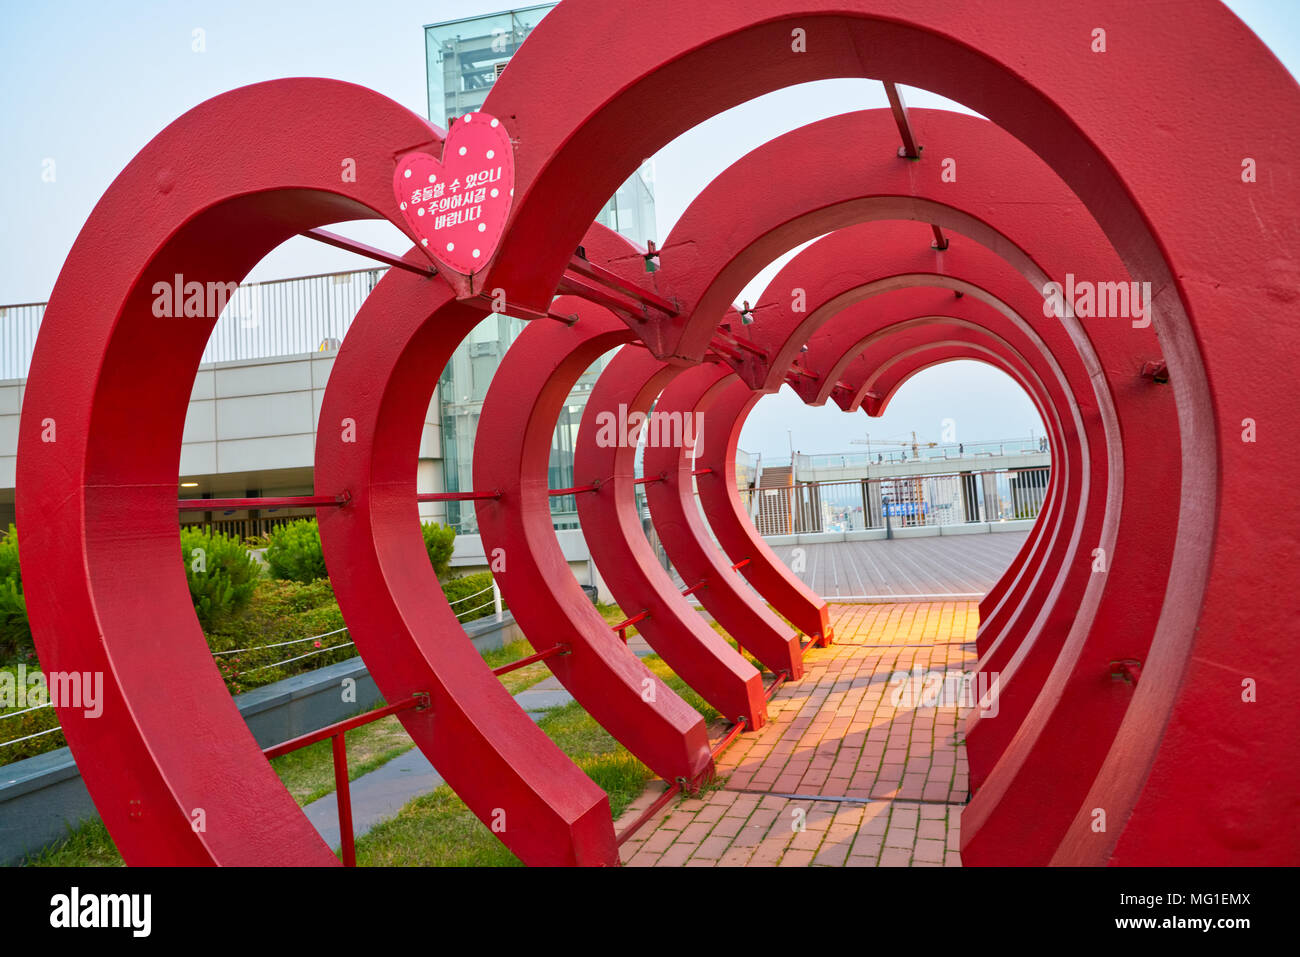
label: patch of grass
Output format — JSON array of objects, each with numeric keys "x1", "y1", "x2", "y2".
[
  {"x1": 353, "y1": 650, "x2": 727, "y2": 867},
  {"x1": 354, "y1": 696, "x2": 653, "y2": 866}
]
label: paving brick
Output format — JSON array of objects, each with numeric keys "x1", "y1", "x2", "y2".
[
  {"x1": 779, "y1": 849, "x2": 816, "y2": 867},
  {"x1": 913, "y1": 838, "x2": 946, "y2": 863},
  {"x1": 625, "y1": 602, "x2": 972, "y2": 868}
]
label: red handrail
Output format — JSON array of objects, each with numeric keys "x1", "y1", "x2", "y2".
[{"x1": 263, "y1": 693, "x2": 429, "y2": 867}]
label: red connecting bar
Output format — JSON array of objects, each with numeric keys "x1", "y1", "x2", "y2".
[
  {"x1": 263, "y1": 693, "x2": 429, "y2": 867},
  {"x1": 416, "y1": 491, "x2": 502, "y2": 502},
  {"x1": 615, "y1": 715, "x2": 750, "y2": 850},
  {"x1": 611, "y1": 610, "x2": 650, "y2": 643},
  {"x1": 179, "y1": 494, "x2": 350, "y2": 510},
  {"x1": 549, "y1": 483, "x2": 600, "y2": 496},
  {"x1": 179, "y1": 488, "x2": 600, "y2": 509},
  {"x1": 300, "y1": 228, "x2": 437, "y2": 277},
  {"x1": 564, "y1": 253, "x2": 679, "y2": 316},
  {"x1": 492, "y1": 644, "x2": 568, "y2": 677},
  {"x1": 765, "y1": 670, "x2": 790, "y2": 701}
]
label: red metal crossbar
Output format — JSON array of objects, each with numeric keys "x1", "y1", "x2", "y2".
[
  {"x1": 615, "y1": 715, "x2": 750, "y2": 850},
  {"x1": 764, "y1": 670, "x2": 790, "y2": 701},
  {"x1": 416, "y1": 490, "x2": 502, "y2": 502},
  {"x1": 611, "y1": 610, "x2": 650, "y2": 643},
  {"x1": 179, "y1": 493, "x2": 350, "y2": 511},
  {"x1": 565, "y1": 253, "x2": 679, "y2": 316},
  {"x1": 300, "y1": 228, "x2": 438, "y2": 277},
  {"x1": 615, "y1": 781, "x2": 681, "y2": 848},
  {"x1": 549, "y1": 483, "x2": 600, "y2": 496},
  {"x1": 492, "y1": 644, "x2": 569, "y2": 676},
  {"x1": 262, "y1": 693, "x2": 429, "y2": 867},
  {"x1": 179, "y1": 488, "x2": 603, "y2": 509}
]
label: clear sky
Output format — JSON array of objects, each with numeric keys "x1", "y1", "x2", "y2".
[{"x1": 2, "y1": 1, "x2": 1295, "y2": 458}]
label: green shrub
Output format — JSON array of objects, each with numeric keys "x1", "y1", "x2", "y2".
[
  {"x1": 263, "y1": 519, "x2": 328, "y2": 583},
  {"x1": 180, "y1": 526, "x2": 259, "y2": 626},
  {"x1": 205, "y1": 578, "x2": 348, "y2": 695},
  {"x1": 421, "y1": 522, "x2": 456, "y2": 579},
  {"x1": 0, "y1": 578, "x2": 32, "y2": 663},
  {"x1": 0, "y1": 526, "x2": 32, "y2": 663},
  {"x1": 0, "y1": 665, "x2": 63, "y2": 763},
  {"x1": 442, "y1": 571, "x2": 503, "y2": 625},
  {"x1": 0, "y1": 523, "x2": 19, "y2": 584}
]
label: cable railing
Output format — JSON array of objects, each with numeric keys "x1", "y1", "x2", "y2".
[{"x1": 738, "y1": 466, "x2": 1050, "y2": 536}]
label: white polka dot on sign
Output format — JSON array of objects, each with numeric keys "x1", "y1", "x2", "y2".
[
  {"x1": 464, "y1": 114, "x2": 472, "y2": 122},
  {"x1": 490, "y1": 188, "x2": 499, "y2": 198},
  {"x1": 421, "y1": 238, "x2": 428, "y2": 246},
  {"x1": 399, "y1": 202, "x2": 407, "y2": 210},
  {"x1": 458, "y1": 146, "x2": 467, "y2": 156},
  {"x1": 403, "y1": 169, "x2": 411, "y2": 178},
  {"x1": 473, "y1": 249, "x2": 481, "y2": 258},
  {"x1": 486, "y1": 150, "x2": 495, "y2": 159},
  {"x1": 417, "y1": 208, "x2": 425, "y2": 216},
  {"x1": 490, "y1": 118, "x2": 499, "y2": 128},
  {"x1": 478, "y1": 223, "x2": 486, "y2": 232},
  {"x1": 429, "y1": 174, "x2": 436, "y2": 183},
  {"x1": 446, "y1": 243, "x2": 455, "y2": 252}
]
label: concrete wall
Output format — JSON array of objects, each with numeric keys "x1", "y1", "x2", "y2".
[{"x1": 0, "y1": 350, "x2": 446, "y2": 523}]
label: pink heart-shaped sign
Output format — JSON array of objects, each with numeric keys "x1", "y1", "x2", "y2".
[{"x1": 394, "y1": 111, "x2": 514, "y2": 276}]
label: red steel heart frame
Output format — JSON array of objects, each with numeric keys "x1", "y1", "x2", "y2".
[{"x1": 14, "y1": 0, "x2": 1298, "y2": 866}]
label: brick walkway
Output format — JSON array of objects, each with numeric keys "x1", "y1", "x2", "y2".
[{"x1": 617, "y1": 602, "x2": 975, "y2": 866}]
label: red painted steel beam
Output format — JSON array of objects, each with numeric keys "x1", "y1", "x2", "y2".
[
  {"x1": 693, "y1": 380, "x2": 831, "y2": 643},
  {"x1": 728, "y1": 215, "x2": 1154, "y2": 864},
  {"x1": 696, "y1": 157, "x2": 1175, "y2": 858},
  {"x1": 574, "y1": 346, "x2": 768, "y2": 727},
  {"x1": 639, "y1": 361, "x2": 806, "y2": 677},
  {"x1": 473, "y1": 294, "x2": 714, "y2": 789},
  {"x1": 313, "y1": 265, "x2": 618, "y2": 865},
  {"x1": 480, "y1": 1, "x2": 1300, "y2": 864},
  {"x1": 608, "y1": 97, "x2": 1180, "y2": 868},
  {"x1": 12, "y1": 79, "x2": 459, "y2": 866},
  {"x1": 738, "y1": 218, "x2": 1097, "y2": 690}
]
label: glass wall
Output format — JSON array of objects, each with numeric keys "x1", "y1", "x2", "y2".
[{"x1": 426, "y1": 6, "x2": 656, "y2": 531}]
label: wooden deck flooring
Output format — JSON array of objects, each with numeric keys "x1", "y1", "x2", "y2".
[{"x1": 765, "y1": 531, "x2": 1029, "y2": 599}]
